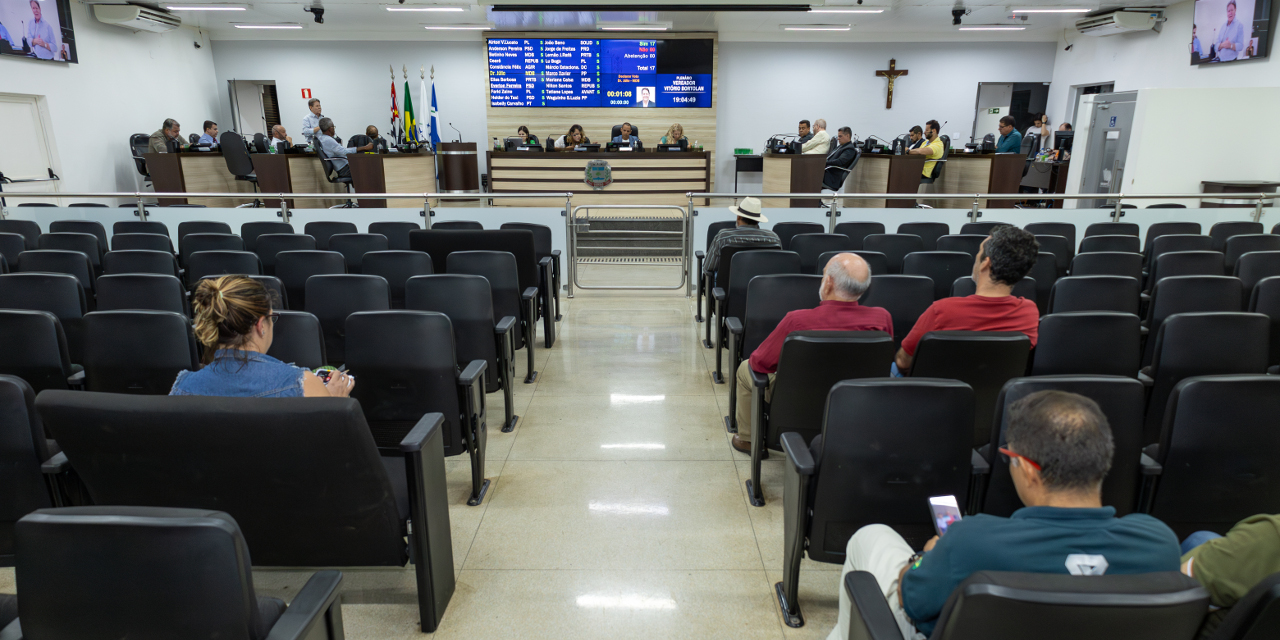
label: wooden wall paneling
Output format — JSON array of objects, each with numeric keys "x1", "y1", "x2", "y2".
[
  {"x1": 287, "y1": 156, "x2": 347, "y2": 209},
  {"x1": 180, "y1": 155, "x2": 255, "y2": 207},
  {"x1": 382, "y1": 155, "x2": 438, "y2": 208},
  {"x1": 142, "y1": 153, "x2": 188, "y2": 206}
]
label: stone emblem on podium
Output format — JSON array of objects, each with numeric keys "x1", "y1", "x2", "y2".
[{"x1": 585, "y1": 159, "x2": 613, "y2": 190}]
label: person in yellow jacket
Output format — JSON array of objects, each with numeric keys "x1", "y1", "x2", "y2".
[{"x1": 802, "y1": 119, "x2": 832, "y2": 154}]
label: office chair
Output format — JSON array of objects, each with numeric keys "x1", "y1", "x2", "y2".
[
  {"x1": 187, "y1": 133, "x2": 199, "y2": 145},
  {"x1": 609, "y1": 124, "x2": 640, "y2": 138},
  {"x1": 217, "y1": 131, "x2": 261, "y2": 207},
  {"x1": 128, "y1": 133, "x2": 153, "y2": 189},
  {"x1": 251, "y1": 132, "x2": 268, "y2": 153},
  {"x1": 918, "y1": 135, "x2": 949, "y2": 185},
  {"x1": 314, "y1": 146, "x2": 357, "y2": 208}
]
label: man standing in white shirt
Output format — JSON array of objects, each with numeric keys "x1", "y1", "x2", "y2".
[
  {"x1": 301, "y1": 98, "x2": 324, "y2": 145},
  {"x1": 802, "y1": 119, "x2": 832, "y2": 154},
  {"x1": 25, "y1": 0, "x2": 57, "y2": 60},
  {"x1": 1216, "y1": 0, "x2": 1246, "y2": 61}
]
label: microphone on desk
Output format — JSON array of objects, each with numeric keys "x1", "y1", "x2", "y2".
[{"x1": 449, "y1": 122, "x2": 461, "y2": 142}]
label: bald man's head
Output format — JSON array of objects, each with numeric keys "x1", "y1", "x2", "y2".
[{"x1": 822, "y1": 252, "x2": 871, "y2": 301}]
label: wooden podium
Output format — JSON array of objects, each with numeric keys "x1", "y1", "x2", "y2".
[
  {"x1": 438, "y1": 142, "x2": 480, "y2": 194},
  {"x1": 347, "y1": 150, "x2": 437, "y2": 208},
  {"x1": 761, "y1": 152, "x2": 826, "y2": 207}
]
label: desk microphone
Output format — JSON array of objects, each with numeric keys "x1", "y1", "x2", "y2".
[{"x1": 449, "y1": 122, "x2": 461, "y2": 142}]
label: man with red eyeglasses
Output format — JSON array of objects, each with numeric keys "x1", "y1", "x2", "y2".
[{"x1": 825, "y1": 391, "x2": 1182, "y2": 640}]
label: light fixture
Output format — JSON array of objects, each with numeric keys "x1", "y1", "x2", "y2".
[
  {"x1": 809, "y1": 8, "x2": 884, "y2": 13},
  {"x1": 958, "y1": 25, "x2": 1026, "y2": 30},
  {"x1": 587, "y1": 501, "x2": 671, "y2": 517},
  {"x1": 166, "y1": 3, "x2": 248, "y2": 10},
  {"x1": 609, "y1": 394, "x2": 665, "y2": 405},
  {"x1": 232, "y1": 22, "x2": 302, "y2": 28},
  {"x1": 782, "y1": 24, "x2": 852, "y2": 30},
  {"x1": 386, "y1": 5, "x2": 465, "y2": 11},
  {"x1": 600, "y1": 443, "x2": 666, "y2": 450},
  {"x1": 1010, "y1": 6, "x2": 1091, "y2": 13},
  {"x1": 597, "y1": 21, "x2": 672, "y2": 31},
  {"x1": 575, "y1": 594, "x2": 677, "y2": 610},
  {"x1": 422, "y1": 23, "x2": 491, "y2": 29}
]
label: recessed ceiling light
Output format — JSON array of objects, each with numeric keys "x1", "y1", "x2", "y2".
[
  {"x1": 809, "y1": 8, "x2": 884, "y2": 13},
  {"x1": 958, "y1": 25, "x2": 1026, "y2": 30},
  {"x1": 1010, "y1": 7, "x2": 1092, "y2": 13},
  {"x1": 232, "y1": 22, "x2": 301, "y2": 28},
  {"x1": 782, "y1": 24, "x2": 851, "y2": 30},
  {"x1": 422, "y1": 23, "x2": 491, "y2": 29},
  {"x1": 386, "y1": 5, "x2": 465, "y2": 11},
  {"x1": 165, "y1": 3, "x2": 248, "y2": 9}
]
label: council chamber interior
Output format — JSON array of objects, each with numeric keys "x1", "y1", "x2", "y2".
[{"x1": 1, "y1": 0, "x2": 1280, "y2": 637}]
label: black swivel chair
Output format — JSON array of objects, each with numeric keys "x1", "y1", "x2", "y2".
[
  {"x1": 111, "y1": 233, "x2": 173, "y2": 253},
  {"x1": 860, "y1": 275, "x2": 935, "y2": 350},
  {"x1": 304, "y1": 221, "x2": 358, "y2": 250},
  {"x1": 304, "y1": 274, "x2": 390, "y2": 365},
  {"x1": 265, "y1": 310, "x2": 325, "y2": 369},
  {"x1": 0, "y1": 273, "x2": 88, "y2": 364},
  {"x1": 218, "y1": 130, "x2": 260, "y2": 206},
  {"x1": 772, "y1": 222, "x2": 825, "y2": 251},
  {"x1": 918, "y1": 135, "x2": 950, "y2": 185},
  {"x1": 713, "y1": 251, "x2": 803, "y2": 394},
  {"x1": 369, "y1": 221, "x2": 422, "y2": 251},
  {"x1": 16, "y1": 250, "x2": 96, "y2": 304},
  {"x1": 1080, "y1": 235, "x2": 1142, "y2": 254},
  {"x1": 1085, "y1": 221, "x2": 1140, "y2": 238},
  {"x1": 910, "y1": 331, "x2": 1032, "y2": 447},
  {"x1": 609, "y1": 124, "x2": 639, "y2": 138},
  {"x1": 1209, "y1": 221, "x2": 1265, "y2": 253},
  {"x1": 275, "y1": 250, "x2": 346, "y2": 310},
  {"x1": 328, "y1": 233, "x2": 390, "y2": 274},
  {"x1": 1031, "y1": 312, "x2": 1141, "y2": 377},
  {"x1": 0, "y1": 312, "x2": 76, "y2": 394},
  {"x1": 185, "y1": 250, "x2": 263, "y2": 288},
  {"x1": 313, "y1": 148, "x2": 357, "y2": 208},
  {"x1": 1048, "y1": 275, "x2": 1141, "y2": 315},
  {"x1": 897, "y1": 222, "x2": 950, "y2": 251},
  {"x1": 95, "y1": 274, "x2": 188, "y2": 315},
  {"x1": 863, "y1": 234, "x2": 924, "y2": 274},
  {"x1": 696, "y1": 220, "x2": 737, "y2": 322},
  {"x1": 904, "y1": 251, "x2": 973, "y2": 300},
  {"x1": 253, "y1": 233, "x2": 316, "y2": 276},
  {"x1": 433, "y1": 220, "x2": 484, "y2": 230},
  {"x1": 791, "y1": 233, "x2": 857, "y2": 274},
  {"x1": 936, "y1": 234, "x2": 987, "y2": 261},
  {"x1": 345, "y1": 310, "x2": 490, "y2": 506},
  {"x1": 129, "y1": 133, "x2": 152, "y2": 186},
  {"x1": 446, "y1": 250, "x2": 539, "y2": 384},
  {"x1": 834, "y1": 221, "x2": 886, "y2": 249},
  {"x1": 363, "y1": 250, "x2": 434, "y2": 309},
  {"x1": 82, "y1": 310, "x2": 199, "y2": 394},
  {"x1": 0, "y1": 221, "x2": 40, "y2": 250},
  {"x1": 102, "y1": 249, "x2": 181, "y2": 278},
  {"x1": 240, "y1": 221, "x2": 294, "y2": 252},
  {"x1": 7, "y1": 506, "x2": 345, "y2": 640},
  {"x1": 0, "y1": 374, "x2": 55, "y2": 566}
]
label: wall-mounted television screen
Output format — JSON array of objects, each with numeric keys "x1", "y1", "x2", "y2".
[
  {"x1": 487, "y1": 38, "x2": 712, "y2": 108},
  {"x1": 1192, "y1": 0, "x2": 1270, "y2": 64},
  {"x1": 0, "y1": 0, "x2": 77, "y2": 62}
]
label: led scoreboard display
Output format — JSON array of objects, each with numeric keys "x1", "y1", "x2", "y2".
[{"x1": 487, "y1": 38, "x2": 712, "y2": 108}]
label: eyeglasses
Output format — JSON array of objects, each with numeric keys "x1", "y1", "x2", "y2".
[
  {"x1": 998, "y1": 447, "x2": 1042, "y2": 471},
  {"x1": 266, "y1": 313, "x2": 280, "y2": 325}
]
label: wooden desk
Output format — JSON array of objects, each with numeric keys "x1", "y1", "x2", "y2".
[
  {"x1": 844, "y1": 154, "x2": 927, "y2": 208},
  {"x1": 348, "y1": 151, "x2": 438, "y2": 209},
  {"x1": 148, "y1": 151, "x2": 346, "y2": 208},
  {"x1": 922, "y1": 152, "x2": 1026, "y2": 209},
  {"x1": 487, "y1": 150, "x2": 711, "y2": 207},
  {"x1": 761, "y1": 152, "x2": 825, "y2": 208},
  {"x1": 250, "y1": 153, "x2": 348, "y2": 209}
]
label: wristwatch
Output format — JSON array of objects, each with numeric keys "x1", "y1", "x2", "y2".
[{"x1": 907, "y1": 552, "x2": 926, "y2": 568}]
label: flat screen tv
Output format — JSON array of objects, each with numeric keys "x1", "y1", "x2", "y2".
[
  {"x1": 1192, "y1": 0, "x2": 1271, "y2": 64},
  {"x1": 487, "y1": 38, "x2": 712, "y2": 108},
  {"x1": 0, "y1": 0, "x2": 77, "y2": 62}
]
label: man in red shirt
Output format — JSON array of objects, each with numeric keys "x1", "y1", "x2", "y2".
[
  {"x1": 733, "y1": 253, "x2": 893, "y2": 453},
  {"x1": 894, "y1": 225, "x2": 1040, "y2": 375}
]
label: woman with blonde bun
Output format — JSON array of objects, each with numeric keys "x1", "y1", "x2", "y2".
[{"x1": 170, "y1": 275, "x2": 353, "y2": 398}]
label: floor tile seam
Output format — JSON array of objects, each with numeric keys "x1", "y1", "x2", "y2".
[{"x1": 456, "y1": 455, "x2": 507, "y2": 573}]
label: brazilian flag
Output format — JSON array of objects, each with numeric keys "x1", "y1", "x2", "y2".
[{"x1": 403, "y1": 81, "x2": 421, "y2": 144}]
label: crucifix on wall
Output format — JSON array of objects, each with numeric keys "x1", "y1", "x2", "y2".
[{"x1": 875, "y1": 59, "x2": 909, "y2": 109}]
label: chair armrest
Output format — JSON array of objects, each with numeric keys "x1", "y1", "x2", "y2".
[
  {"x1": 971, "y1": 448, "x2": 990, "y2": 476},
  {"x1": 67, "y1": 370, "x2": 85, "y2": 386},
  {"x1": 495, "y1": 316, "x2": 516, "y2": 335},
  {"x1": 263, "y1": 570, "x2": 344, "y2": 640},
  {"x1": 845, "y1": 572, "x2": 907, "y2": 640},
  {"x1": 458, "y1": 359, "x2": 488, "y2": 387},
  {"x1": 1140, "y1": 325, "x2": 1149, "y2": 337},
  {"x1": 539, "y1": 256, "x2": 553, "y2": 268},
  {"x1": 725, "y1": 316, "x2": 744, "y2": 336},
  {"x1": 712, "y1": 287, "x2": 727, "y2": 303},
  {"x1": 695, "y1": 250, "x2": 705, "y2": 259},
  {"x1": 521, "y1": 286, "x2": 538, "y2": 301},
  {"x1": 400, "y1": 413, "x2": 445, "y2": 453},
  {"x1": 41, "y1": 451, "x2": 69, "y2": 475},
  {"x1": 781, "y1": 432, "x2": 815, "y2": 476},
  {"x1": 551, "y1": 250, "x2": 561, "y2": 258},
  {"x1": 1138, "y1": 371, "x2": 1153, "y2": 388},
  {"x1": 749, "y1": 367, "x2": 770, "y2": 388},
  {"x1": 1140, "y1": 452, "x2": 1162, "y2": 476}
]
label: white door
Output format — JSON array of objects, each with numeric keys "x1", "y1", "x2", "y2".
[{"x1": 0, "y1": 93, "x2": 59, "y2": 205}]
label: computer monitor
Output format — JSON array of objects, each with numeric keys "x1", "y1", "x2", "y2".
[
  {"x1": 574, "y1": 143, "x2": 601, "y2": 152},
  {"x1": 656, "y1": 144, "x2": 684, "y2": 152},
  {"x1": 1054, "y1": 131, "x2": 1074, "y2": 152},
  {"x1": 504, "y1": 137, "x2": 542, "y2": 152},
  {"x1": 606, "y1": 142, "x2": 637, "y2": 151}
]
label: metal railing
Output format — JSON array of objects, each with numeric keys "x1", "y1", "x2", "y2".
[{"x1": 567, "y1": 204, "x2": 691, "y2": 294}]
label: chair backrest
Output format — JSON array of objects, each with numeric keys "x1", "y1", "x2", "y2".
[
  {"x1": 1211, "y1": 571, "x2": 1280, "y2": 640},
  {"x1": 433, "y1": 220, "x2": 484, "y2": 230},
  {"x1": 328, "y1": 233, "x2": 390, "y2": 273},
  {"x1": 905, "y1": 251, "x2": 974, "y2": 300},
  {"x1": 1149, "y1": 251, "x2": 1226, "y2": 289},
  {"x1": 910, "y1": 331, "x2": 1032, "y2": 446},
  {"x1": 765, "y1": 331, "x2": 896, "y2": 448},
  {"x1": 16, "y1": 249, "x2": 95, "y2": 293},
  {"x1": 500, "y1": 222, "x2": 554, "y2": 261},
  {"x1": 34, "y1": 391, "x2": 412, "y2": 568},
  {"x1": 303, "y1": 221, "x2": 358, "y2": 250},
  {"x1": 102, "y1": 249, "x2": 181, "y2": 278},
  {"x1": 1048, "y1": 275, "x2": 1141, "y2": 315},
  {"x1": 112, "y1": 220, "x2": 170, "y2": 238},
  {"x1": 1224, "y1": 234, "x2": 1280, "y2": 272},
  {"x1": 936, "y1": 234, "x2": 986, "y2": 261},
  {"x1": 712, "y1": 243, "x2": 773, "y2": 292},
  {"x1": 1209, "y1": 221, "x2": 1265, "y2": 253},
  {"x1": 1026, "y1": 253, "x2": 1058, "y2": 313},
  {"x1": 275, "y1": 250, "x2": 346, "y2": 310},
  {"x1": 186, "y1": 250, "x2": 263, "y2": 288},
  {"x1": 406, "y1": 274, "x2": 500, "y2": 392},
  {"x1": 111, "y1": 232, "x2": 173, "y2": 253},
  {"x1": 704, "y1": 220, "x2": 737, "y2": 251},
  {"x1": 1069, "y1": 251, "x2": 1143, "y2": 280},
  {"x1": 771, "y1": 222, "x2": 825, "y2": 251},
  {"x1": 1149, "y1": 234, "x2": 1214, "y2": 270},
  {"x1": 177, "y1": 221, "x2": 233, "y2": 244},
  {"x1": 179, "y1": 233, "x2": 245, "y2": 267},
  {"x1": 1236, "y1": 251, "x2": 1280, "y2": 299},
  {"x1": 860, "y1": 274, "x2": 934, "y2": 348},
  {"x1": 926, "y1": 571, "x2": 1208, "y2": 640},
  {"x1": 362, "y1": 250, "x2": 434, "y2": 309},
  {"x1": 38, "y1": 232, "x2": 102, "y2": 269},
  {"x1": 0, "y1": 220, "x2": 41, "y2": 250},
  {"x1": 1079, "y1": 234, "x2": 1141, "y2": 254},
  {"x1": 0, "y1": 273, "x2": 87, "y2": 331},
  {"x1": 897, "y1": 222, "x2": 951, "y2": 251},
  {"x1": 1151, "y1": 375, "x2": 1280, "y2": 538},
  {"x1": 49, "y1": 220, "x2": 108, "y2": 255},
  {"x1": 445, "y1": 250, "x2": 526, "y2": 349},
  {"x1": 0, "y1": 232, "x2": 25, "y2": 267},
  {"x1": 345, "y1": 310, "x2": 466, "y2": 453},
  {"x1": 0, "y1": 374, "x2": 52, "y2": 562},
  {"x1": 1024, "y1": 222, "x2": 1077, "y2": 253},
  {"x1": 1145, "y1": 312, "x2": 1269, "y2": 442},
  {"x1": 370, "y1": 221, "x2": 422, "y2": 251},
  {"x1": 959, "y1": 221, "x2": 1007, "y2": 236},
  {"x1": 1033, "y1": 235, "x2": 1072, "y2": 276},
  {"x1": 1249, "y1": 276, "x2": 1280, "y2": 368},
  {"x1": 863, "y1": 233, "x2": 925, "y2": 274},
  {"x1": 950, "y1": 276, "x2": 1036, "y2": 300},
  {"x1": 1032, "y1": 312, "x2": 1141, "y2": 377},
  {"x1": 218, "y1": 130, "x2": 255, "y2": 177},
  {"x1": 240, "y1": 221, "x2": 295, "y2": 252},
  {"x1": 741, "y1": 274, "x2": 823, "y2": 356},
  {"x1": 304, "y1": 274, "x2": 391, "y2": 365},
  {"x1": 410, "y1": 229, "x2": 540, "y2": 293},
  {"x1": 724, "y1": 250, "x2": 802, "y2": 323},
  {"x1": 254, "y1": 234, "x2": 317, "y2": 275},
  {"x1": 1144, "y1": 276, "x2": 1244, "y2": 365},
  {"x1": 96, "y1": 274, "x2": 187, "y2": 315},
  {"x1": 834, "y1": 221, "x2": 886, "y2": 250},
  {"x1": 14, "y1": 506, "x2": 273, "y2": 640},
  {"x1": 0, "y1": 310, "x2": 73, "y2": 393},
  {"x1": 82, "y1": 310, "x2": 198, "y2": 394},
  {"x1": 265, "y1": 310, "x2": 325, "y2": 369},
  {"x1": 1084, "y1": 221, "x2": 1140, "y2": 238},
  {"x1": 809, "y1": 378, "x2": 974, "y2": 558},
  {"x1": 790, "y1": 233, "x2": 857, "y2": 274},
  {"x1": 610, "y1": 124, "x2": 639, "y2": 138},
  {"x1": 1143, "y1": 221, "x2": 1202, "y2": 255}
]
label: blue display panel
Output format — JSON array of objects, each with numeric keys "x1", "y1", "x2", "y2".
[{"x1": 487, "y1": 38, "x2": 712, "y2": 108}]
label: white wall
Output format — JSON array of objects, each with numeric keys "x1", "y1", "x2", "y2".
[
  {"x1": 210, "y1": 39, "x2": 488, "y2": 174},
  {"x1": 0, "y1": 2, "x2": 220, "y2": 198},
  {"x1": 713, "y1": 41, "x2": 1057, "y2": 193}
]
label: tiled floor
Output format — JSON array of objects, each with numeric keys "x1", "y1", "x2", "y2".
[{"x1": 0, "y1": 265, "x2": 843, "y2": 639}]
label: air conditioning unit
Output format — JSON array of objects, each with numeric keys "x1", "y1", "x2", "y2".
[
  {"x1": 1075, "y1": 9, "x2": 1162, "y2": 36},
  {"x1": 93, "y1": 4, "x2": 182, "y2": 33}
]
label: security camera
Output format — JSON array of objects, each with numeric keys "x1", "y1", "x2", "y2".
[
  {"x1": 952, "y1": 7, "x2": 966, "y2": 25},
  {"x1": 856, "y1": 0, "x2": 863, "y2": 4},
  {"x1": 304, "y1": 5, "x2": 324, "y2": 23}
]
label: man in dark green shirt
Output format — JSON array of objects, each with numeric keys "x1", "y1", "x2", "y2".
[
  {"x1": 1181, "y1": 514, "x2": 1280, "y2": 638},
  {"x1": 827, "y1": 390, "x2": 1182, "y2": 640}
]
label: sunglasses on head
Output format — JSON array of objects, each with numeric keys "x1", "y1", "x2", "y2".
[{"x1": 998, "y1": 447, "x2": 1042, "y2": 471}]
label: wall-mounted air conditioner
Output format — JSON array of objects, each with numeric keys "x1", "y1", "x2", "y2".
[
  {"x1": 1075, "y1": 9, "x2": 1162, "y2": 36},
  {"x1": 93, "y1": 4, "x2": 183, "y2": 33}
]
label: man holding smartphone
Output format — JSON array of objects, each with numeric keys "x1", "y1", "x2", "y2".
[{"x1": 826, "y1": 391, "x2": 1182, "y2": 640}]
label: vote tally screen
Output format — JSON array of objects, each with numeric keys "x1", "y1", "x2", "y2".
[{"x1": 487, "y1": 38, "x2": 713, "y2": 108}]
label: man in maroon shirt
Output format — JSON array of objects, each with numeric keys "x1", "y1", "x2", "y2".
[
  {"x1": 894, "y1": 226, "x2": 1040, "y2": 375},
  {"x1": 733, "y1": 253, "x2": 893, "y2": 453}
]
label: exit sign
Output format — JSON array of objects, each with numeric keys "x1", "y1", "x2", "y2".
[{"x1": 988, "y1": 108, "x2": 1000, "y2": 114}]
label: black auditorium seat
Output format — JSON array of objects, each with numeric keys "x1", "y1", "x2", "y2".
[
  {"x1": 176, "y1": 221, "x2": 233, "y2": 248},
  {"x1": 95, "y1": 274, "x2": 188, "y2": 315},
  {"x1": 501, "y1": 222, "x2": 562, "y2": 322},
  {"x1": 960, "y1": 221, "x2": 1008, "y2": 235},
  {"x1": 1209, "y1": 571, "x2": 1280, "y2": 640},
  {"x1": 0, "y1": 375, "x2": 54, "y2": 566},
  {"x1": 48, "y1": 221, "x2": 108, "y2": 257},
  {"x1": 328, "y1": 233, "x2": 390, "y2": 274},
  {"x1": 1209, "y1": 221, "x2": 1264, "y2": 253},
  {"x1": 264, "y1": 310, "x2": 325, "y2": 369},
  {"x1": 0, "y1": 273, "x2": 88, "y2": 364},
  {"x1": 1084, "y1": 221, "x2": 1139, "y2": 238},
  {"x1": 1142, "y1": 276, "x2": 1244, "y2": 366},
  {"x1": 304, "y1": 274, "x2": 390, "y2": 365},
  {"x1": 112, "y1": 220, "x2": 170, "y2": 237},
  {"x1": 433, "y1": 220, "x2": 483, "y2": 230},
  {"x1": 1080, "y1": 234, "x2": 1141, "y2": 254},
  {"x1": 935, "y1": 234, "x2": 986, "y2": 261},
  {"x1": 863, "y1": 234, "x2": 924, "y2": 274},
  {"x1": 111, "y1": 233, "x2": 173, "y2": 253},
  {"x1": 772, "y1": 221, "x2": 825, "y2": 251},
  {"x1": 240, "y1": 221, "x2": 294, "y2": 252},
  {"x1": 1236, "y1": 251, "x2": 1280, "y2": 302},
  {"x1": 1249, "y1": 276, "x2": 1280, "y2": 371},
  {"x1": 303, "y1": 221, "x2": 358, "y2": 250},
  {"x1": 897, "y1": 221, "x2": 950, "y2": 251},
  {"x1": 362, "y1": 250, "x2": 434, "y2": 309},
  {"x1": 185, "y1": 250, "x2": 262, "y2": 288},
  {"x1": 369, "y1": 221, "x2": 421, "y2": 251},
  {"x1": 859, "y1": 274, "x2": 934, "y2": 350},
  {"x1": 1069, "y1": 251, "x2": 1143, "y2": 280},
  {"x1": 909, "y1": 331, "x2": 1031, "y2": 447},
  {"x1": 178, "y1": 233, "x2": 244, "y2": 269},
  {"x1": 0, "y1": 312, "x2": 77, "y2": 393},
  {"x1": 1024, "y1": 222, "x2": 1076, "y2": 254},
  {"x1": 0, "y1": 233, "x2": 23, "y2": 267},
  {"x1": 696, "y1": 220, "x2": 737, "y2": 322},
  {"x1": 1147, "y1": 251, "x2": 1226, "y2": 291},
  {"x1": 1143, "y1": 221, "x2": 1202, "y2": 257},
  {"x1": 102, "y1": 249, "x2": 181, "y2": 278},
  {"x1": 1031, "y1": 312, "x2": 1141, "y2": 377},
  {"x1": 791, "y1": 233, "x2": 857, "y2": 275},
  {"x1": 1033, "y1": 235, "x2": 1071, "y2": 276},
  {"x1": 834, "y1": 221, "x2": 886, "y2": 249},
  {"x1": 0, "y1": 220, "x2": 41, "y2": 250},
  {"x1": 275, "y1": 250, "x2": 345, "y2": 311},
  {"x1": 82, "y1": 310, "x2": 199, "y2": 394},
  {"x1": 1148, "y1": 234, "x2": 1213, "y2": 273},
  {"x1": 713, "y1": 250, "x2": 803, "y2": 384},
  {"x1": 1224, "y1": 234, "x2": 1280, "y2": 273},
  {"x1": 38, "y1": 232, "x2": 102, "y2": 274},
  {"x1": 446, "y1": 250, "x2": 538, "y2": 383},
  {"x1": 904, "y1": 251, "x2": 973, "y2": 300},
  {"x1": 253, "y1": 233, "x2": 316, "y2": 276}
]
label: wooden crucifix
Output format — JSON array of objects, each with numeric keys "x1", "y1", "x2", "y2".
[{"x1": 875, "y1": 59, "x2": 909, "y2": 109}]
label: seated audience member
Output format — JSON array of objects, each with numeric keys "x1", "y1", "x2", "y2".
[
  {"x1": 907, "y1": 125, "x2": 924, "y2": 150},
  {"x1": 660, "y1": 123, "x2": 689, "y2": 150},
  {"x1": 702, "y1": 196, "x2": 781, "y2": 277},
  {"x1": 732, "y1": 253, "x2": 891, "y2": 453},
  {"x1": 828, "y1": 390, "x2": 1182, "y2": 640},
  {"x1": 269, "y1": 124, "x2": 293, "y2": 151},
  {"x1": 1059, "y1": 122, "x2": 1072, "y2": 132},
  {"x1": 908, "y1": 120, "x2": 945, "y2": 179},
  {"x1": 1180, "y1": 513, "x2": 1280, "y2": 639},
  {"x1": 823, "y1": 126, "x2": 858, "y2": 190},
  {"x1": 170, "y1": 275, "x2": 353, "y2": 398},
  {"x1": 316, "y1": 117, "x2": 373, "y2": 179},
  {"x1": 996, "y1": 115, "x2": 1023, "y2": 153},
  {"x1": 611, "y1": 122, "x2": 642, "y2": 149},
  {"x1": 802, "y1": 119, "x2": 831, "y2": 154},
  {"x1": 197, "y1": 121, "x2": 218, "y2": 146},
  {"x1": 894, "y1": 226, "x2": 1039, "y2": 375},
  {"x1": 517, "y1": 125, "x2": 539, "y2": 146},
  {"x1": 148, "y1": 118, "x2": 184, "y2": 154},
  {"x1": 555, "y1": 124, "x2": 590, "y2": 150},
  {"x1": 797, "y1": 120, "x2": 814, "y2": 145}
]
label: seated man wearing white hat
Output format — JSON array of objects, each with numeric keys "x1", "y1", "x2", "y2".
[{"x1": 702, "y1": 196, "x2": 781, "y2": 276}]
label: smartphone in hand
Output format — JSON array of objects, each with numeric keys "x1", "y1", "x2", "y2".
[{"x1": 929, "y1": 495, "x2": 962, "y2": 537}]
